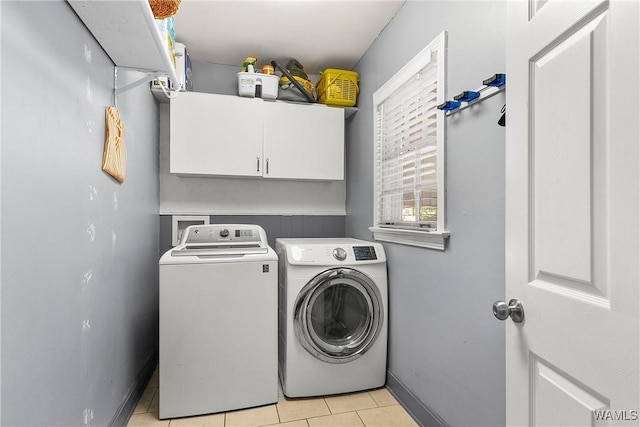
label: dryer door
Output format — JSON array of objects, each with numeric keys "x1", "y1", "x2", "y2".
[{"x1": 294, "y1": 267, "x2": 383, "y2": 363}]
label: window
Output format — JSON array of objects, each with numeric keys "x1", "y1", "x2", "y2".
[{"x1": 370, "y1": 32, "x2": 449, "y2": 250}]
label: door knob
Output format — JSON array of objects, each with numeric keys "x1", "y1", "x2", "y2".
[{"x1": 493, "y1": 299, "x2": 524, "y2": 323}]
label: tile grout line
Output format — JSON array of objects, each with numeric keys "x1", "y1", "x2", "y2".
[
  {"x1": 149, "y1": 387, "x2": 158, "y2": 414},
  {"x1": 275, "y1": 402, "x2": 281, "y2": 424},
  {"x1": 322, "y1": 396, "x2": 331, "y2": 415},
  {"x1": 369, "y1": 391, "x2": 380, "y2": 409}
]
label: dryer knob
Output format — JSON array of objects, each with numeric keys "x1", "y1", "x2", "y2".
[
  {"x1": 333, "y1": 247, "x2": 347, "y2": 261},
  {"x1": 219, "y1": 229, "x2": 230, "y2": 238}
]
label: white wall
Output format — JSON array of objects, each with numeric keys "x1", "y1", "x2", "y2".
[{"x1": 346, "y1": 1, "x2": 506, "y2": 425}]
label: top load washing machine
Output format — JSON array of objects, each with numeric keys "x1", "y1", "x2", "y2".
[
  {"x1": 159, "y1": 224, "x2": 278, "y2": 419},
  {"x1": 276, "y1": 238, "x2": 387, "y2": 398}
]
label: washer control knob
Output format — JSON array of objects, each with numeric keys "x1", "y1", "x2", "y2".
[
  {"x1": 333, "y1": 247, "x2": 347, "y2": 261},
  {"x1": 219, "y1": 229, "x2": 230, "y2": 238}
]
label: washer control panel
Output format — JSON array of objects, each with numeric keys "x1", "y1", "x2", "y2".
[{"x1": 183, "y1": 225, "x2": 260, "y2": 244}]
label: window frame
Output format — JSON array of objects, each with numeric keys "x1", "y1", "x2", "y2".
[{"x1": 370, "y1": 31, "x2": 450, "y2": 251}]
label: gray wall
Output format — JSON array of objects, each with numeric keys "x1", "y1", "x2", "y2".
[
  {"x1": 1, "y1": 1, "x2": 160, "y2": 425},
  {"x1": 346, "y1": 1, "x2": 506, "y2": 425}
]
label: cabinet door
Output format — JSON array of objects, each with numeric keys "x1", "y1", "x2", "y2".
[
  {"x1": 170, "y1": 92, "x2": 263, "y2": 177},
  {"x1": 263, "y1": 102, "x2": 344, "y2": 180}
]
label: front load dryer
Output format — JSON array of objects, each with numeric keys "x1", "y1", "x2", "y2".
[
  {"x1": 276, "y1": 238, "x2": 388, "y2": 398},
  {"x1": 159, "y1": 224, "x2": 278, "y2": 419}
]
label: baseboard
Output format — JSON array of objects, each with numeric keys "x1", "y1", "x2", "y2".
[
  {"x1": 109, "y1": 350, "x2": 158, "y2": 427},
  {"x1": 386, "y1": 370, "x2": 449, "y2": 427}
]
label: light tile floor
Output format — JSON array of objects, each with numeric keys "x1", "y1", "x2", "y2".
[{"x1": 128, "y1": 368, "x2": 418, "y2": 427}]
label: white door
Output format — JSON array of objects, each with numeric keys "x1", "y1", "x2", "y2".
[{"x1": 504, "y1": 0, "x2": 639, "y2": 425}]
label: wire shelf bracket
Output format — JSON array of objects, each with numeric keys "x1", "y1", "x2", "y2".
[{"x1": 113, "y1": 66, "x2": 178, "y2": 107}]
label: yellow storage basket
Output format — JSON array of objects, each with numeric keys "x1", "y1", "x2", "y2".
[{"x1": 316, "y1": 69, "x2": 359, "y2": 107}]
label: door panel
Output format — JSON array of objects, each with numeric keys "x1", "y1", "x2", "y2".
[
  {"x1": 532, "y1": 11, "x2": 606, "y2": 287},
  {"x1": 532, "y1": 357, "x2": 609, "y2": 427},
  {"x1": 506, "y1": 0, "x2": 639, "y2": 425}
]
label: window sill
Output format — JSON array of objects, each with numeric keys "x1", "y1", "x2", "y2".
[{"x1": 369, "y1": 226, "x2": 450, "y2": 251}]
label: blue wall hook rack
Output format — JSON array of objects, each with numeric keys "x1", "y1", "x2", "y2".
[
  {"x1": 454, "y1": 91, "x2": 480, "y2": 103},
  {"x1": 437, "y1": 100, "x2": 461, "y2": 111},
  {"x1": 438, "y1": 73, "x2": 506, "y2": 116}
]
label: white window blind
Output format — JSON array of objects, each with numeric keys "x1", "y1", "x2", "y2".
[{"x1": 371, "y1": 32, "x2": 449, "y2": 250}]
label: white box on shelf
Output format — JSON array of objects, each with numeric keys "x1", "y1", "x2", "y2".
[
  {"x1": 238, "y1": 72, "x2": 257, "y2": 97},
  {"x1": 257, "y1": 74, "x2": 279, "y2": 100},
  {"x1": 238, "y1": 73, "x2": 279, "y2": 100}
]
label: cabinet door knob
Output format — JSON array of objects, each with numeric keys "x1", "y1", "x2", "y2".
[
  {"x1": 266, "y1": 158, "x2": 270, "y2": 174},
  {"x1": 257, "y1": 157, "x2": 260, "y2": 172}
]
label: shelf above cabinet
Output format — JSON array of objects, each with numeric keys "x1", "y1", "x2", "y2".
[
  {"x1": 68, "y1": 0, "x2": 179, "y2": 84},
  {"x1": 155, "y1": 89, "x2": 357, "y2": 118}
]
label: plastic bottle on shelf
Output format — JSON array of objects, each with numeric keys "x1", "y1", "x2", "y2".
[{"x1": 241, "y1": 57, "x2": 257, "y2": 72}]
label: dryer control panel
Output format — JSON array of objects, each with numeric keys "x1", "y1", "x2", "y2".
[
  {"x1": 353, "y1": 246, "x2": 378, "y2": 261},
  {"x1": 280, "y1": 239, "x2": 386, "y2": 265}
]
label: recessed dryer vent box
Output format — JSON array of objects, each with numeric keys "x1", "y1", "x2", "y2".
[{"x1": 172, "y1": 215, "x2": 210, "y2": 246}]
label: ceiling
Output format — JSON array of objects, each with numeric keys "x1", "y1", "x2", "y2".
[{"x1": 173, "y1": 0, "x2": 406, "y2": 74}]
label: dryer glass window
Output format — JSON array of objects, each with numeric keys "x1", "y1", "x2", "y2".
[
  {"x1": 310, "y1": 283, "x2": 369, "y2": 346},
  {"x1": 294, "y1": 268, "x2": 383, "y2": 363}
]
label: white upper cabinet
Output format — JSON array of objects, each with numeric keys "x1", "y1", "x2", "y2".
[
  {"x1": 169, "y1": 93, "x2": 345, "y2": 181},
  {"x1": 263, "y1": 101, "x2": 344, "y2": 180},
  {"x1": 170, "y1": 93, "x2": 264, "y2": 177}
]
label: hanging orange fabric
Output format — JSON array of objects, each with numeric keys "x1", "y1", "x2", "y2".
[{"x1": 102, "y1": 106, "x2": 126, "y2": 184}]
